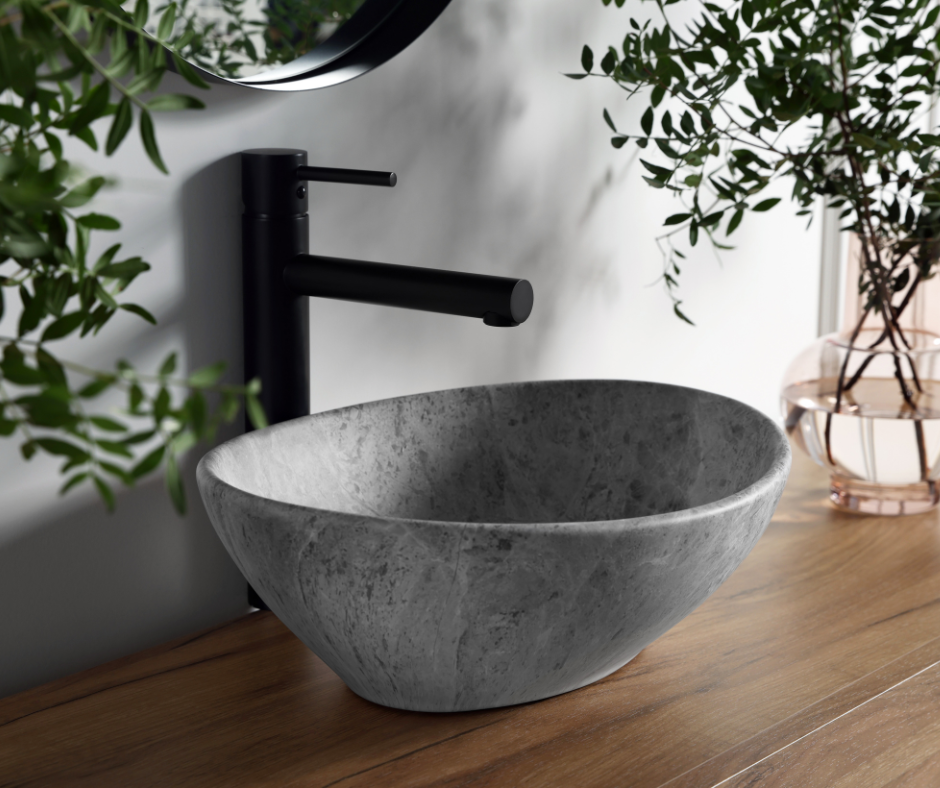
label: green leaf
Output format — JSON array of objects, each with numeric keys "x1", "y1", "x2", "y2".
[
  {"x1": 581, "y1": 45, "x2": 594, "y2": 73},
  {"x1": 96, "y1": 439, "x2": 134, "y2": 458},
  {"x1": 603, "y1": 108, "x2": 617, "y2": 132},
  {"x1": 641, "y1": 106, "x2": 653, "y2": 136},
  {"x1": 99, "y1": 259, "x2": 150, "y2": 279},
  {"x1": 727, "y1": 208, "x2": 744, "y2": 235},
  {"x1": 60, "y1": 472, "x2": 89, "y2": 495},
  {"x1": 41, "y1": 311, "x2": 85, "y2": 342},
  {"x1": 171, "y1": 428, "x2": 197, "y2": 455},
  {"x1": 139, "y1": 110, "x2": 168, "y2": 174},
  {"x1": 99, "y1": 461, "x2": 133, "y2": 486},
  {"x1": 126, "y1": 68, "x2": 166, "y2": 97},
  {"x1": 188, "y1": 361, "x2": 226, "y2": 387},
  {"x1": 246, "y1": 393, "x2": 268, "y2": 430},
  {"x1": 186, "y1": 391, "x2": 207, "y2": 435},
  {"x1": 146, "y1": 94, "x2": 205, "y2": 112},
  {"x1": 893, "y1": 267, "x2": 911, "y2": 293},
  {"x1": 218, "y1": 392, "x2": 239, "y2": 423},
  {"x1": 0, "y1": 104, "x2": 34, "y2": 127},
  {"x1": 639, "y1": 159, "x2": 671, "y2": 180},
  {"x1": 77, "y1": 213, "x2": 121, "y2": 230},
  {"x1": 94, "y1": 476, "x2": 116, "y2": 512},
  {"x1": 18, "y1": 393, "x2": 79, "y2": 428},
  {"x1": 2, "y1": 349, "x2": 47, "y2": 385},
  {"x1": 61, "y1": 177, "x2": 106, "y2": 209},
  {"x1": 123, "y1": 429, "x2": 156, "y2": 445},
  {"x1": 36, "y1": 350, "x2": 67, "y2": 387},
  {"x1": 664, "y1": 213, "x2": 691, "y2": 226},
  {"x1": 165, "y1": 453, "x2": 186, "y2": 514},
  {"x1": 90, "y1": 416, "x2": 127, "y2": 432},
  {"x1": 78, "y1": 376, "x2": 115, "y2": 399},
  {"x1": 157, "y1": 2, "x2": 178, "y2": 41},
  {"x1": 673, "y1": 302, "x2": 695, "y2": 325},
  {"x1": 34, "y1": 438, "x2": 89, "y2": 461},
  {"x1": 94, "y1": 281, "x2": 118, "y2": 309},
  {"x1": 699, "y1": 211, "x2": 724, "y2": 227},
  {"x1": 69, "y1": 81, "x2": 110, "y2": 135},
  {"x1": 73, "y1": 127, "x2": 99, "y2": 152},
  {"x1": 44, "y1": 132, "x2": 63, "y2": 160},
  {"x1": 752, "y1": 198, "x2": 781, "y2": 212},
  {"x1": 18, "y1": 286, "x2": 45, "y2": 337},
  {"x1": 87, "y1": 10, "x2": 109, "y2": 55},
  {"x1": 654, "y1": 138, "x2": 680, "y2": 159},
  {"x1": 106, "y1": 98, "x2": 133, "y2": 156},
  {"x1": 129, "y1": 383, "x2": 144, "y2": 413},
  {"x1": 159, "y1": 352, "x2": 178, "y2": 377},
  {"x1": 120, "y1": 303, "x2": 157, "y2": 324},
  {"x1": 171, "y1": 53, "x2": 210, "y2": 89},
  {"x1": 133, "y1": 0, "x2": 149, "y2": 28},
  {"x1": 132, "y1": 445, "x2": 165, "y2": 478},
  {"x1": 92, "y1": 244, "x2": 122, "y2": 274}
]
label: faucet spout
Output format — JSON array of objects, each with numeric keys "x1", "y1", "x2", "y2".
[
  {"x1": 284, "y1": 255, "x2": 533, "y2": 326},
  {"x1": 241, "y1": 146, "x2": 534, "y2": 610},
  {"x1": 241, "y1": 147, "x2": 535, "y2": 433}
]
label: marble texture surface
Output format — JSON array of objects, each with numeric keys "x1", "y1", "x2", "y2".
[{"x1": 197, "y1": 380, "x2": 791, "y2": 712}]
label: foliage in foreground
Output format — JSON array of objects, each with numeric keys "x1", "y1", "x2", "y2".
[
  {"x1": 576, "y1": 0, "x2": 940, "y2": 329},
  {"x1": 0, "y1": 0, "x2": 266, "y2": 514}
]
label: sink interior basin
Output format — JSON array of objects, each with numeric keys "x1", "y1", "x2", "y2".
[
  {"x1": 210, "y1": 380, "x2": 778, "y2": 524},
  {"x1": 198, "y1": 379, "x2": 790, "y2": 712}
]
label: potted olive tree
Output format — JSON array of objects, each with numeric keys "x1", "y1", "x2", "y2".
[{"x1": 576, "y1": 0, "x2": 940, "y2": 514}]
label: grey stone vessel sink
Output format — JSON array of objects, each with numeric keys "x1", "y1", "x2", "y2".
[{"x1": 197, "y1": 380, "x2": 790, "y2": 712}]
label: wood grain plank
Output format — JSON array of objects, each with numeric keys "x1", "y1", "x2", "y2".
[
  {"x1": 718, "y1": 660, "x2": 940, "y2": 787},
  {"x1": 1, "y1": 452, "x2": 939, "y2": 788},
  {"x1": 661, "y1": 635, "x2": 940, "y2": 788}
]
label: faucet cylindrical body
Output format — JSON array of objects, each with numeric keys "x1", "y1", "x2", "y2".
[
  {"x1": 284, "y1": 255, "x2": 534, "y2": 326},
  {"x1": 242, "y1": 149, "x2": 311, "y2": 429}
]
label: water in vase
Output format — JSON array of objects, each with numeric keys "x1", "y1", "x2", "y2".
[{"x1": 782, "y1": 377, "x2": 940, "y2": 514}]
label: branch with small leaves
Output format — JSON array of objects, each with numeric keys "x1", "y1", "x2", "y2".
[
  {"x1": 574, "y1": 0, "x2": 940, "y2": 336},
  {"x1": 0, "y1": 0, "x2": 266, "y2": 513}
]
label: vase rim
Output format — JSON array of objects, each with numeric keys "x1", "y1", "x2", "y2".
[{"x1": 826, "y1": 327, "x2": 940, "y2": 353}]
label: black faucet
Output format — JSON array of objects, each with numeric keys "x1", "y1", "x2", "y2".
[
  {"x1": 241, "y1": 148, "x2": 533, "y2": 611},
  {"x1": 241, "y1": 148, "x2": 534, "y2": 428}
]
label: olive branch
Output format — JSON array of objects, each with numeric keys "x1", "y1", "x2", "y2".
[{"x1": 0, "y1": 0, "x2": 267, "y2": 513}]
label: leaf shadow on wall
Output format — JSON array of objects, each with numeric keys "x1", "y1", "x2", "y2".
[
  {"x1": 0, "y1": 468, "x2": 246, "y2": 699},
  {"x1": 0, "y1": 156, "x2": 251, "y2": 701}
]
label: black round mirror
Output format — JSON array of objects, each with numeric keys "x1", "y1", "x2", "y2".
[{"x1": 152, "y1": 0, "x2": 453, "y2": 90}]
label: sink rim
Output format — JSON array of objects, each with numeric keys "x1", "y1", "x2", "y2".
[{"x1": 197, "y1": 378, "x2": 792, "y2": 531}]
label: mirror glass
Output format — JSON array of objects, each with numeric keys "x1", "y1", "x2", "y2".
[
  {"x1": 147, "y1": 0, "x2": 451, "y2": 90},
  {"x1": 147, "y1": 0, "x2": 374, "y2": 81}
]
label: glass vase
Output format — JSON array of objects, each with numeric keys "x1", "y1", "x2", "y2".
[{"x1": 781, "y1": 237, "x2": 940, "y2": 515}]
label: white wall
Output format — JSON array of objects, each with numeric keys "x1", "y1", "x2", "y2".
[{"x1": 0, "y1": 0, "x2": 820, "y2": 697}]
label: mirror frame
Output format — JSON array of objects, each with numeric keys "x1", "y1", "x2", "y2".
[{"x1": 167, "y1": 0, "x2": 454, "y2": 91}]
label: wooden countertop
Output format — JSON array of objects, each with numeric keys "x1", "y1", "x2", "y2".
[{"x1": 3, "y1": 452, "x2": 940, "y2": 787}]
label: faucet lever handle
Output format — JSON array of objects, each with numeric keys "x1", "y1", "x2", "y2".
[{"x1": 297, "y1": 165, "x2": 397, "y2": 188}]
